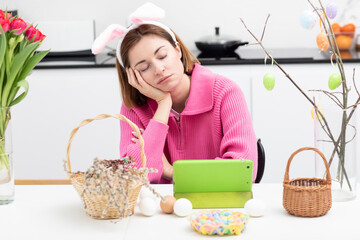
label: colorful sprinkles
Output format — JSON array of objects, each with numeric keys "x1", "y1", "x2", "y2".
[{"x1": 188, "y1": 210, "x2": 249, "y2": 236}]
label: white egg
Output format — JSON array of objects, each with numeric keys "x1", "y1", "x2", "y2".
[
  {"x1": 139, "y1": 186, "x2": 157, "y2": 200},
  {"x1": 139, "y1": 197, "x2": 157, "y2": 216},
  {"x1": 173, "y1": 198, "x2": 193, "y2": 217},
  {"x1": 244, "y1": 199, "x2": 267, "y2": 217}
]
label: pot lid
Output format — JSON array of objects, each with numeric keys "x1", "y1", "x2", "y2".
[{"x1": 198, "y1": 27, "x2": 239, "y2": 44}]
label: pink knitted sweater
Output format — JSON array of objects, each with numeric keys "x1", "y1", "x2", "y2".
[{"x1": 120, "y1": 64, "x2": 258, "y2": 183}]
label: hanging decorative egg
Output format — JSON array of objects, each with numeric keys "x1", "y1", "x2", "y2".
[
  {"x1": 316, "y1": 32, "x2": 329, "y2": 51},
  {"x1": 311, "y1": 107, "x2": 324, "y2": 121},
  {"x1": 300, "y1": 10, "x2": 315, "y2": 29},
  {"x1": 263, "y1": 73, "x2": 275, "y2": 91},
  {"x1": 328, "y1": 72, "x2": 342, "y2": 90},
  {"x1": 326, "y1": 2, "x2": 338, "y2": 19}
]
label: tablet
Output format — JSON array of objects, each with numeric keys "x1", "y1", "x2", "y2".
[{"x1": 173, "y1": 159, "x2": 253, "y2": 208}]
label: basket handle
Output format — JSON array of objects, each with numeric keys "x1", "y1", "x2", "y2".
[
  {"x1": 66, "y1": 114, "x2": 146, "y2": 174},
  {"x1": 283, "y1": 147, "x2": 331, "y2": 184}
]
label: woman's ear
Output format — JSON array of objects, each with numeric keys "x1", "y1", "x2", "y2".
[{"x1": 175, "y1": 42, "x2": 182, "y2": 59}]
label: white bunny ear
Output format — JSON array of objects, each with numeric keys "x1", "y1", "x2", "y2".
[
  {"x1": 129, "y1": 2, "x2": 165, "y2": 23},
  {"x1": 91, "y1": 24, "x2": 127, "y2": 55}
]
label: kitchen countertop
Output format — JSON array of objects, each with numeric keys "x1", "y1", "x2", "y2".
[
  {"x1": 0, "y1": 183, "x2": 358, "y2": 240},
  {"x1": 35, "y1": 48, "x2": 360, "y2": 69}
]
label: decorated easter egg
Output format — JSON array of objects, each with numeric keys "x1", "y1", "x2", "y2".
[
  {"x1": 328, "y1": 72, "x2": 342, "y2": 90},
  {"x1": 300, "y1": 10, "x2": 315, "y2": 29},
  {"x1": 139, "y1": 197, "x2": 157, "y2": 216},
  {"x1": 326, "y1": 2, "x2": 337, "y2": 19},
  {"x1": 244, "y1": 199, "x2": 266, "y2": 217},
  {"x1": 173, "y1": 198, "x2": 193, "y2": 217},
  {"x1": 316, "y1": 32, "x2": 329, "y2": 51},
  {"x1": 311, "y1": 107, "x2": 324, "y2": 121},
  {"x1": 160, "y1": 195, "x2": 176, "y2": 214},
  {"x1": 263, "y1": 73, "x2": 275, "y2": 91}
]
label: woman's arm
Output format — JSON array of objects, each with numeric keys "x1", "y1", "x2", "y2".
[
  {"x1": 120, "y1": 68, "x2": 172, "y2": 183},
  {"x1": 217, "y1": 81, "x2": 258, "y2": 182},
  {"x1": 120, "y1": 104, "x2": 169, "y2": 183}
]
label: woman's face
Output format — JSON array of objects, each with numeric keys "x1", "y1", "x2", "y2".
[{"x1": 128, "y1": 34, "x2": 184, "y2": 93}]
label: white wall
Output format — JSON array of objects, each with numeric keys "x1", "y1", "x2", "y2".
[{"x1": 1, "y1": 0, "x2": 360, "y2": 52}]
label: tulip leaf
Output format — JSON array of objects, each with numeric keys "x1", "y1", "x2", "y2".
[
  {"x1": 6, "y1": 49, "x2": 49, "y2": 105},
  {"x1": 1, "y1": 41, "x2": 40, "y2": 105},
  {"x1": 9, "y1": 80, "x2": 29, "y2": 107},
  {"x1": 0, "y1": 27, "x2": 6, "y2": 69},
  {"x1": 17, "y1": 49, "x2": 49, "y2": 83}
]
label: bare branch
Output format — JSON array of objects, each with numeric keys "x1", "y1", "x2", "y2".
[
  {"x1": 260, "y1": 14, "x2": 271, "y2": 42},
  {"x1": 345, "y1": 101, "x2": 360, "y2": 109},
  {"x1": 345, "y1": 124, "x2": 357, "y2": 144},
  {"x1": 309, "y1": 89, "x2": 344, "y2": 109},
  {"x1": 353, "y1": 68, "x2": 360, "y2": 98}
]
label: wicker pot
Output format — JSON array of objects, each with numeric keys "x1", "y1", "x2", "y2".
[
  {"x1": 65, "y1": 114, "x2": 147, "y2": 219},
  {"x1": 283, "y1": 147, "x2": 332, "y2": 217}
]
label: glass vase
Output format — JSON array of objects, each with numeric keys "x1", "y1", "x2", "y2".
[
  {"x1": 0, "y1": 107, "x2": 13, "y2": 204},
  {"x1": 314, "y1": 106, "x2": 357, "y2": 201}
]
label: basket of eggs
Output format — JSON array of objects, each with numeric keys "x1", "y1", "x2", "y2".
[{"x1": 331, "y1": 23, "x2": 356, "y2": 50}]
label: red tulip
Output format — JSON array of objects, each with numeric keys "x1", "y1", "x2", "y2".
[
  {"x1": 25, "y1": 24, "x2": 46, "y2": 42},
  {"x1": 0, "y1": 11, "x2": 10, "y2": 33},
  {"x1": 24, "y1": 24, "x2": 36, "y2": 41},
  {"x1": 33, "y1": 29, "x2": 46, "y2": 42},
  {"x1": 10, "y1": 18, "x2": 27, "y2": 35}
]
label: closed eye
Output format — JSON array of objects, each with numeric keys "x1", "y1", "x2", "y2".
[
  {"x1": 140, "y1": 65, "x2": 150, "y2": 72},
  {"x1": 138, "y1": 63, "x2": 150, "y2": 72}
]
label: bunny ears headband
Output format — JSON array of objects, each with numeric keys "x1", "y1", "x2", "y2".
[{"x1": 91, "y1": 2, "x2": 177, "y2": 67}]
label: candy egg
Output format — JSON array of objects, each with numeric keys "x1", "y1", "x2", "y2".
[
  {"x1": 139, "y1": 197, "x2": 157, "y2": 216},
  {"x1": 316, "y1": 32, "x2": 329, "y2": 51},
  {"x1": 328, "y1": 72, "x2": 342, "y2": 90},
  {"x1": 244, "y1": 199, "x2": 267, "y2": 217},
  {"x1": 326, "y1": 2, "x2": 337, "y2": 19},
  {"x1": 263, "y1": 73, "x2": 275, "y2": 91},
  {"x1": 160, "y1": 195, "x2": 176, "y2": 214},
  {"x1": 300, "y1": 10, "x2": 315, "y2": 29},
  {"x1": 173, "y1": 198, "x2": 193, "y2": 217}
]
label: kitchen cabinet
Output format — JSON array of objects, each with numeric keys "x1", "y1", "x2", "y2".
[
  {"x1": 11, "y1": 63, "x2": 360, "y2": 182},
  {"x1": 12, "y1": 68, "x2": 122, "y2": 179}
]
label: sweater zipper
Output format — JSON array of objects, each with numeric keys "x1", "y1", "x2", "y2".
[{"x1": 174, "y1": 115, "x2": 181, "y2": 148}]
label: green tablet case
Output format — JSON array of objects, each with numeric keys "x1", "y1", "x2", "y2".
[{"x1": 173, "y1": 159, "x2": 253, "y2": 208}]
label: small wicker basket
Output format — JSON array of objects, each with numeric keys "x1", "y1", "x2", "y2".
[
  {"x1": 65, "y1": 114, "x2": 147, "y2": 219},
  {"x1": 283, "y1": 147, "x2": 332, "y2": 217}
]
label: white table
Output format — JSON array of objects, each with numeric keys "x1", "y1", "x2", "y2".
[{"x1": 0, "y1": 184, "x2": 358, "y2": 240}]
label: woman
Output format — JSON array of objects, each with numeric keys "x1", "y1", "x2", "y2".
[{"x1": 92, "y1": 4, "x2": 258, "y2": 184}]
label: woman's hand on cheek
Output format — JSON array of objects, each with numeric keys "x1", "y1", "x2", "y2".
[{"x1": 127, "y1": 68, "x2": 171, "y2": 104}]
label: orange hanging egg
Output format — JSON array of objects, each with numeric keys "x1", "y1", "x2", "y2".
[{"x1": 316, "y1": 32, "x2": 329, "y2": 51}]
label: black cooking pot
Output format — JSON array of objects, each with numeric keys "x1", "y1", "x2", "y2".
[{"x1": 195, "y1": 27, "x2": 248, "y2": 54}]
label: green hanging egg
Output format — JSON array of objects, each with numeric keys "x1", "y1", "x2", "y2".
[
  {"x1": 328, "y1": 73, "x2": 342, "y2": 90},
  {"x1": 263, "y1": 73, "x2": 275, "y2": 91}
]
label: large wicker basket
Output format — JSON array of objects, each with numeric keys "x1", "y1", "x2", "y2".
[
  {"x1": 283, "y1": 147, "x2": 332, "y2": 217},
  {"x1": 65, "y1": 114, "x2": 147, "y2": 219}
]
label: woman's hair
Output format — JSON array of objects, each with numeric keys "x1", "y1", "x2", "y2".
[{"x1": 116, "y1": 24, "x2": 200, "y2": 109}]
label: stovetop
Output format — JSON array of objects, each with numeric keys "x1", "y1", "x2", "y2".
[{"x1": 35, "y1": 48, "x2": 360, "y2": 69}]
